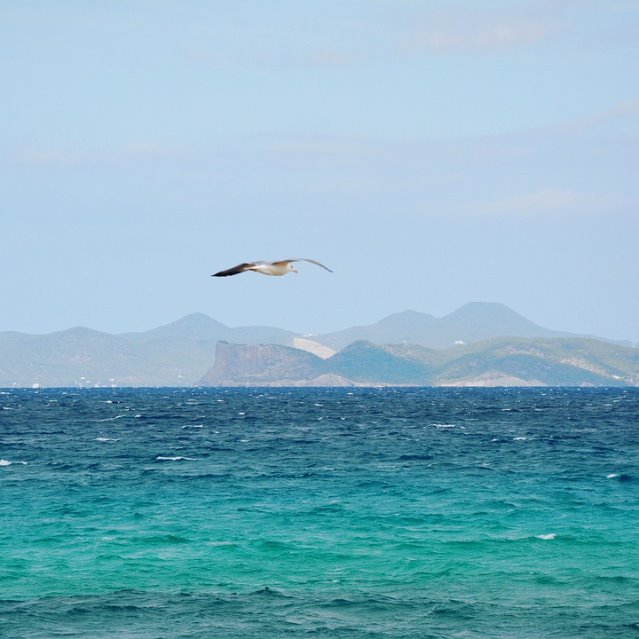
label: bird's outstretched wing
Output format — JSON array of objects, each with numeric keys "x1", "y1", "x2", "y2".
[
  {"x1": 212, "y1": 262, "x2": 256, "y2": 277},
  {"x1": 283, "y1": 258, "x2": 333, "y2": 272}
]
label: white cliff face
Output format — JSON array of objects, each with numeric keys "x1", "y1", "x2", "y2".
[{"x1": 292, "y1": 338, "x2": 336, "y2": 359}]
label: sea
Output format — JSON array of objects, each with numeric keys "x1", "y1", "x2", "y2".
[{"x1": 1, "y1": 387, "x2": 638, "y2": 638}]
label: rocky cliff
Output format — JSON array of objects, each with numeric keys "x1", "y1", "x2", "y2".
[{"x1": 199, "y1": 341, "x2": 349, "y2": 386}]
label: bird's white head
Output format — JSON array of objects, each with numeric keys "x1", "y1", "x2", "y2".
[{"x1": 289, "y1": 263, "x2": 298, "y2": 273}]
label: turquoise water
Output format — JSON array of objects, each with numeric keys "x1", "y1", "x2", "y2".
[{"x1": 1, "y1": 387, "x2": 638, "y2": 638}]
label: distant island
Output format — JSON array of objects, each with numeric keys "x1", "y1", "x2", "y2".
[{"x1": 1, "y1": 303, "x2": 637, "y2": 388}]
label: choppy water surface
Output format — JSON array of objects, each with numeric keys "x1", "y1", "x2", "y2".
[{"x1": 1, "y1": 387, "x2": 638, "y2": 638}]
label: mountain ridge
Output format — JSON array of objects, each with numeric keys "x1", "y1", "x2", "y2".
[
  {"x1": 0, "y1": 303, "x2": 635, "y2": 387},
  {"x1": 313, "y1": 302, "x2": 574, "y2": 350}
]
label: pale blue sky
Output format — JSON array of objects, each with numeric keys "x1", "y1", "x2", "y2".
[{"x1": 2, "y1": 1, "x2": 638, "y2": 342}]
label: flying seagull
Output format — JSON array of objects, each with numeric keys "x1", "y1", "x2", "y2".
[{"x1": 212, "y1": 258, "x2": 333, "y2": 277}]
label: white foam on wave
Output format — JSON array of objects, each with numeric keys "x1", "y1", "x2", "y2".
[
  {"x1": 536, "y1": 533, "x2": 556, "y2": 540},
  {"x1": 96, "y1": 437, "x2": 119, "y2": 442},
  {"x1": 156, "y1": 456, "x2": 195, "y2": 462},
  {"x1": 431, "y1": 423, "x2": 456, "y2": 429},
  {"x1": 95, "y1": 414, "x2": 127, "y2": 422},
  {"x1": 182, "y1": 424, "x2": 204, "y2": 429},
  {"x1": 0, "y1": 459, "x2": 27, "y2": 466},
  {"x1": 607, "y1": 473, "x2": 619, "y2": 479},
  {"x1": 514, "y1": 436, "x2": 528, "y2": 441}
]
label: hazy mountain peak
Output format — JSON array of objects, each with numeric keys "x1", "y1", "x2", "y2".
[
  {"x1": 52, "y1": 326, "x2": 113, "y2": 339},
  {"x1": 376, "y1": 310, "x2": 436, "y2": 327},
  {"x1": 442, "y1": 302, "x2": 560, "y2": 339},
  {"x1": 127, "y1": 313, "x2": 228, "y2": 341},
  {"x1": 171, "y1": 313, "x2": 228, "y2": 330},
  {"x1": 444, "y1": 302, "x2": 527, "y2": 322},
  {"x1": 316, "y1": 302, "x2": 569, "y2": 350}
]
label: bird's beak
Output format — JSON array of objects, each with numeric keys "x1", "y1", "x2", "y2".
[{"x1": 292, "y1": 268, "x2": 299, "y2": 273}]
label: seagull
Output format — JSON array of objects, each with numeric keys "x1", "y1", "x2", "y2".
[{"x1": 212, "y1": 258, "x2": 333, "y2": 277}]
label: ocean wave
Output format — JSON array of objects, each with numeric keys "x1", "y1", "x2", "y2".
[
  {"x1": 607, "y1": 472, "x2": 633, "y2": 482},
  {"x1": 250, "y1": 586, "x2": 289, "y2": 598},
  {"x1": 398, "y1": 453, "x2": 433, "y2": 461},
  {"x1": 0, "y1": 459, "x2": 27, "y2": 466}
]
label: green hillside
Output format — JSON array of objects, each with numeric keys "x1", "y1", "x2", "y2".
[{"x1": 383, "y1": 337, "x2": 639, "y2": 386}]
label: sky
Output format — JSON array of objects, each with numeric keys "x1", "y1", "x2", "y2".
[{"x1": 2, "y1": 1, "x2": 638, "y2": 343}]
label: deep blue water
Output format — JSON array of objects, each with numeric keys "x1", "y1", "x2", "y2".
[{"x1": 1, "y1": 387, "x2": 638, "y2": 638}]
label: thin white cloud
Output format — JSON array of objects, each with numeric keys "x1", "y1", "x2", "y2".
[
  {"x1": 9, "y1": 143, "x2": 193, "y2": 168},
  {"x1": 185, "y1": 5, "x2": 561, "y2": 71},
  {"x1": 391, "y1": 3, "x2": 560, "y2": 56},
  {"x1": 186, "y1": 43, "x2": 368, "y2": 69},
  {"x1": 566, "y1": 97, "x2": 639, "y2": 132},
  {"x1": 471, "y1": 188, "x2": 630, "y2": 217},
  {"x1": 404, "y1": 20, "x2": 555, "y2": 54}
]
